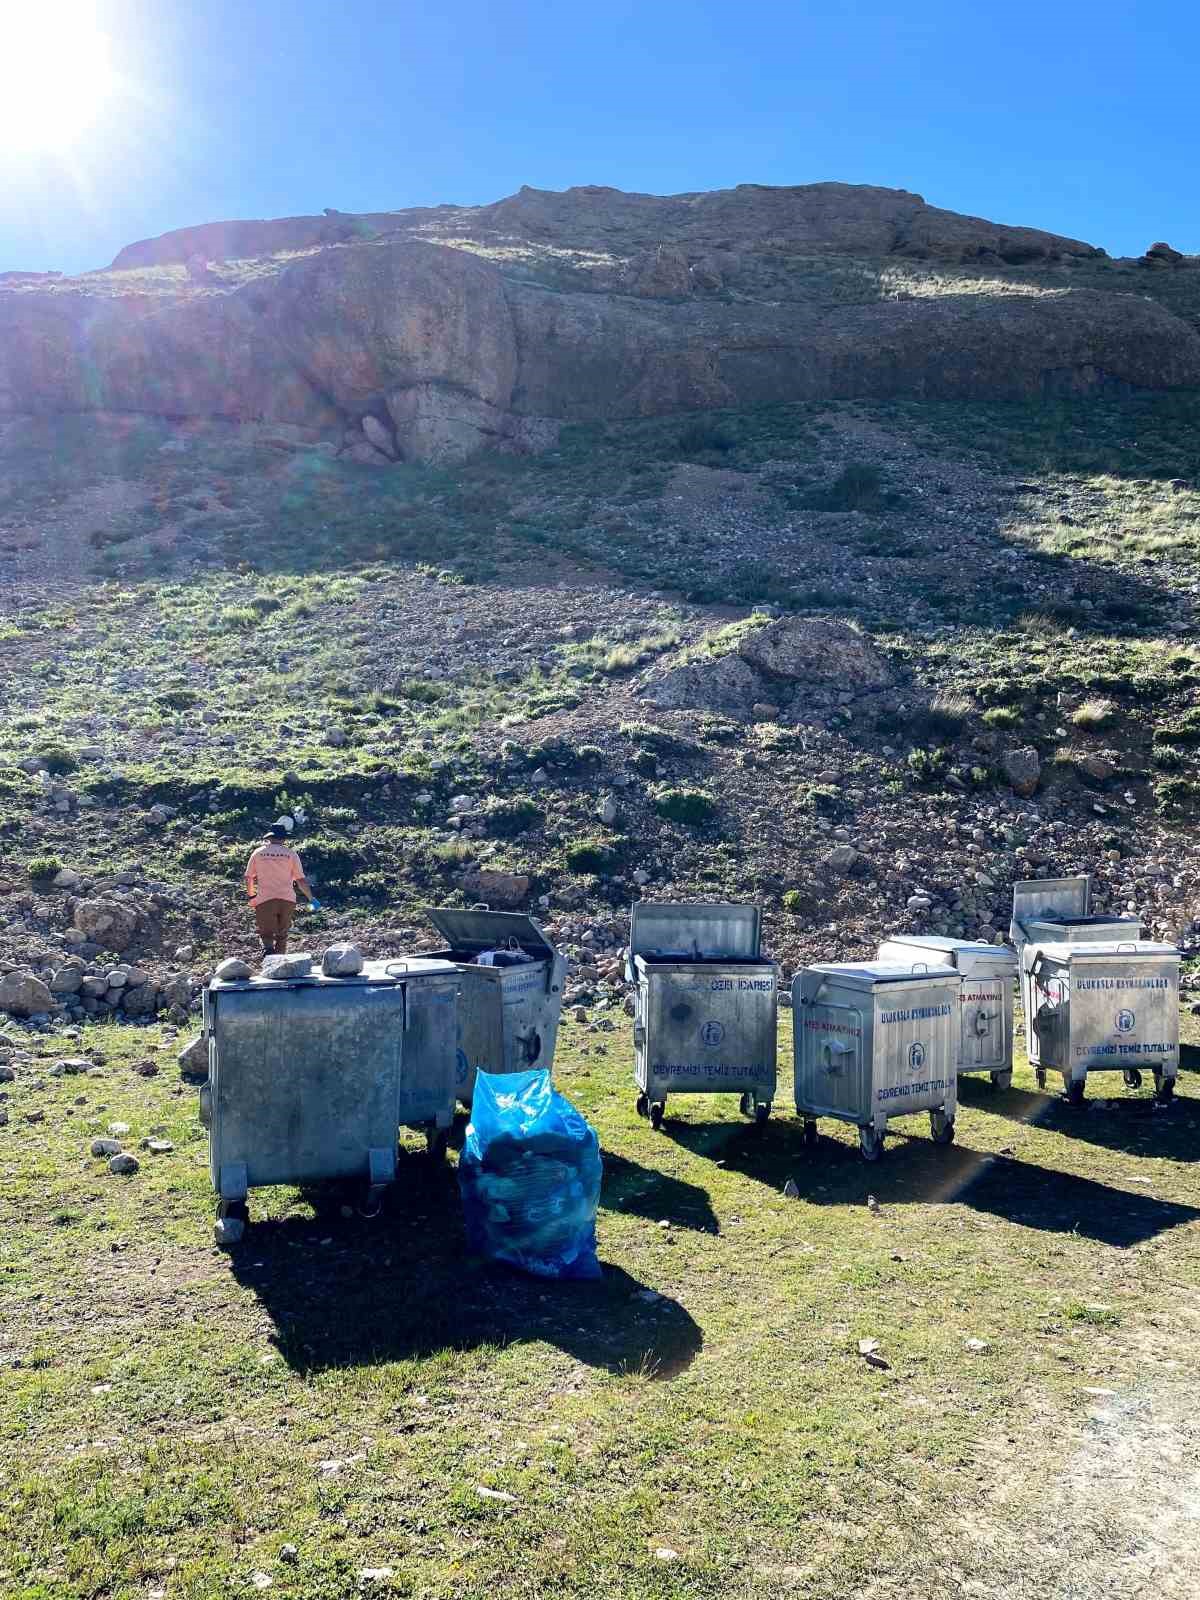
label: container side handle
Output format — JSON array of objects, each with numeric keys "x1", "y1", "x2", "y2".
[{"x1": 1116, "y1": 941, "x2": 1139, "y2": 953}]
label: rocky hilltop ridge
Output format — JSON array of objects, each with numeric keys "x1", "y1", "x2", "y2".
[{"x1": 3, "y1": 181, "x2": 1199, "y2": 464}]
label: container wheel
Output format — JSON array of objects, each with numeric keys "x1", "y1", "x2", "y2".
[
  {"x1": 739, "y1": 1091, "x2": 753, "y2": 1118},
  {"x1": 803, "y1": 1119, "x2": 819, "y2": 1147},
  {"x1": 990, "y1": 1070, "x2": 1013, "y2": 1092},
  {"x1": 649, "y1": 1100, "x2": 665, "y2": 1131},
  {"x1": 1066, "y1": 1079, "x2": 1086, "y2": 1109},
  {"x1": 217, "y1": 1198, "x2": 248, "y2": 1224},
  {"x1": 635, "y1": 1092, "x2": 649, "y2": 1119},
  {"x1": 1122, "y1": 1068, "x2": 1142, "y2": 1090},
  {"x1": 1034, "y1": 1068, "x2": 1047, "y2": 1090},
  {"x1": 930, "y1": 1112, "x2": 955, "y2": 1146},
  {"x1": 859, "y1": 1127, "x2": 883, "y2": 1163},
  {"x1": 1154, "y1": 1077, "x2": 1176, "y2": 1109},
  {"x1": 754, "y1": 1101, "x2": 771, "y2": 1127},
  {"x1": 1153, "y1": 1068, "x2": 1163, "y2": 1095},
  {"x1": 358, "y1": 1183, "x2": 386, "y2": 1219},
  {"x1": 426, "y1": 1126, "x2": 451, "y2": 1162}
]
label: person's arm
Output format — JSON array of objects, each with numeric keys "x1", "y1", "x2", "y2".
[
  {"x1": 292, "y1": 853, "x2": 314, "y2": 904},
  {"x1": 245, "y1": 854, "x2": 257, "y2": 901}
]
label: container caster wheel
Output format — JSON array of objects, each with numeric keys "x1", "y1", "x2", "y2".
[
  {"x1": 649, "y1": 1101, "x2": 665, "y2": 1131},
  {"x1": 426, "y1": 1126, "x2": 450, "y2": 1162},
  {"x1": 739, "y1": 1091, "x2": 754, "y2": 1118},
  {"x1": 803, "y1": 1119, "x2": 819, "y2": 1148},
  {"x1": 1154, "y1": 1077, "x2": 1176, "y2": 1110},
  {"x1": 990, "y1": 1070, "x2": 1013, "y2": 1092},
  {"x1": 1035, "y1": 1068, "x2": 1047, "y2": 1090},
  {"x1": 358, "y1": 1184, "x2": 386, "y2": 1219},
  {"x1": 930, "y1": 1112, "x2": 955, "y2": 1146},
  {"x1": 1122, "y1": 1068, "x2": 1142, "y2": 1090},
  {"x1": 754, "y1": 1101, "x2": 771, "y2": 1127},
  {"x1": 635, "y1": 1092, "x2": 649, "y2": 1119},
  {"x1": 859, "y1": 1127, "x2": 883, "y2": 1163},
  {"x1": 1066, "y1": 1080, "x2": 1086, "y2": 1109},
  {"x1": 217, "y1": 1198, "x2": 248, "y2": 1223}
]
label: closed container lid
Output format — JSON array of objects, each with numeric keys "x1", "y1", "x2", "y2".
[
  {"x1": 797, "y1": 961, "x2": 961, "y2": 996},
  {"x1": 630, "y1": 901, "x2": 762, "y2": 962},
  {"x1": 1033, "y1": 939, "x2": 1180, "y2": 963},
  {"x1": 878, "y1": 935, "x2": 1017, "y2": 973},
  {"x1": 423, "y1": 907, "x2": 557, "y2": 961}
]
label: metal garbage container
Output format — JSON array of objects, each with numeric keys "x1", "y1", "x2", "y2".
[
  {"x1": 1010, "y1": 876, "x2": 1141, "y2": 1049},
  {"x1": 1022, "y1": 939, "x2": 1180, "y2": 1106},
  {"x1": 793, "y1": 963, "x2": 959, "y2": 1160},
  {"x1": 422, "y1": 908, "x2": 567, "y2": 1103},
  {"x1": 626, "y1": 901, "x2": 778, "y2": 1129},
  {"x1": 200, "y1": 956, "x2": 460, "y2": 1227},
  {"x1": 876, "y1": 935, "x2": 1019, "y2": 1090}
]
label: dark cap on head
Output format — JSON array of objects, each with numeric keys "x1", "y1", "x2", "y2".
[{"x1": 266, "y1": 824, "x2": 289, "y2": 841}]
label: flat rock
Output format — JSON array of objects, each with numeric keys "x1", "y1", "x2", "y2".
[
  {"x1": 91, "y1": 1137, "x2": 122, "y2": 1157},
  {"x1": 107, "y1": 1153, "x2": 140, "y2": 1176},
  {"x1": 214, "y1": 957, "x2": 253, "y2": 982},
  {"x1": 261, "y1": 953, "x2": 314, "y2": 979}
]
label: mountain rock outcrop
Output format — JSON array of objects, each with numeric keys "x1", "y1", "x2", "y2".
[{"x1": 3, "y1": 181, "x2": 1200, "y2": 463}]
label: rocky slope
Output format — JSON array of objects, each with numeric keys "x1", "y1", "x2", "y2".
[{"x1": 3, "y1": 183, "x2": 1200, "y2": 466}]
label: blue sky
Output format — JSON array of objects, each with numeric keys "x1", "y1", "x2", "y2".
[{"x1": 3, "y1": 0, "x2": 1198, "y2": 274}]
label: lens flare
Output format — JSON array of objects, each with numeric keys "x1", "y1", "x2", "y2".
[{"x1": 0, "y1": 2, "x2": 117, "y2": 152}]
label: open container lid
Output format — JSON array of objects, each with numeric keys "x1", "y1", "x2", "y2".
[
  {"x1": 1011, "y1": 876, "x2": 1090, "y2": 937},
  {"x1": 630, "y1": 901, "x2": 762, "y2": 962},
  {"x1": 880, "y1": 935, "x2": 1001, "y2": 958},
  {"x1": 423, "y1": 907, "x2": 558, "y2": 961}
]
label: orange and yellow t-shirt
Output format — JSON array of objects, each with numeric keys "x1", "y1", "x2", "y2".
[{"x1": 245, "y1": 843, "x2": 305, "y2": 904}]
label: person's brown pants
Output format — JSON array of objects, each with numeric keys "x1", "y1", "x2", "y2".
[{"x1": 254, "y1": 898, "x2": 295, "y2": 954}]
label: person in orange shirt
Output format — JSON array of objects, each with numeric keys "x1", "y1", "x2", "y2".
[{"x1": 244, "y1": 825, "x2": 315, "y2": 955}]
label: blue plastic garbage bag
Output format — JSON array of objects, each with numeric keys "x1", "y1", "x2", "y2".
[{"x1": 458, "y1": 1068, "x2": 603, "y2": 1280}]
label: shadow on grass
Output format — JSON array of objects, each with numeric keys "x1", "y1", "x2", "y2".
[
  {"x1": 955, "y1": 1076, "x2": 1199, "y2": 1162},
  {"x1": 230, "y1": 1150, "x2": 702, "y2": 1380},
  {"x1": 599, "y1": 1149, "x2": 719, "y2": 1234},
  {"x1": 658, "y1": 1095, "x2": 1200, "y2": 1246}
]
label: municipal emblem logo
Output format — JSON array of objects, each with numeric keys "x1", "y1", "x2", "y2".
[
  {"x1": 700, "y1": 1021, "x2": 725, "y2": 1048},
  {"x1": 908, "y1": 1040, "x2": 926, "y2": 1072},
  {"x1": 1115, "y1": 1009, "x2": 1136, "y2": 1034}
]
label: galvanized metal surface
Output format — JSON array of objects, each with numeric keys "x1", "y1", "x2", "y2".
[
  {"x1": 1009, "y1": 875, "x2": 1141, "y2": 950},
  {"x1": 1023, "y1": 939, "x2": 1180, "y2": 1087},
  {"x1": 629, "y1": 901, "x2": 762, "y2": 964},
  {"x1": 632, "y1": 954, "x2": 778, "y2": 1107},
  {"x1": 424, "y1": 908, "x2": 566, "y2": 1103},
  {"x1": 794, "y1": 963, "x2": 959, "y2": 1138},
  {"x1": 206, "y1": 970, "x2": 406, "y2": 1200},
  {"x1": 380, "y1": 958, "x2": 460, "y2": 1131},
  {"x1": 876, "y1": 936, "x2": 1017, "y2": 1080}
]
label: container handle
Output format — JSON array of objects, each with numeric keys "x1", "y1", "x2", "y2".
[{"x1": 1116, "y1": 941, "x2": 1139, "y2": 953}]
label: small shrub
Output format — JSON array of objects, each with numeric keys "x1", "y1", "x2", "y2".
[
  {"x1": 1153, "y1": 709, "x2": 1200, "y2": 747},
  {"x1": 218, "y1": 605, "x2": 258, "y2": 632},
  {"x1": 676, "y1": 420, "x2": 736, "y2": 457},
  {"x1": 485, "y1": 797, "x2": 544, "y2": 837},
  {"x1": 630, "y1": 749, "x2": 657, "y2": 775},
  {"x1": 620, "y1": 720, "x2": 689, "y2": 753},
  {"x1": 36, "y1": 746, "x2": 78, "y2": 775},
  {"x1": 782, "y1": 889, "x2": 805, "y2": 913},
  {"x1": 796, "y1": 783, "x2": 840, "y2": 815},
  {"x1": 565, "y1": 838, "x2": 615, "y2": 874},
  {"x1": 27, "y1": 855, "x2": 62, "y2": 882},
  {"x1": 654, "y1": 788, "x2": 717, "y2": 825},
  {"x1": 397, "y1": 680, "x2": 445, "y2": 704},
  {"x1": 982, "y1": 707, "x2": 1020, "y2": 730},
  {"x1": 1064, "y1": 1303, "x2": 1121, "y2": 1328},
  {"x1": 906, "y1": 746, "x2": 950, "y2": 786},
  {"x1": 155, "y1": 689, "x2": 200, "y2": 711},
  {"x1": 178, "y1": 845, "x2": 211, "y2": 868},
  {"x1": 1070, "y1": 698, "x2": 1116, "y2": 730},
  {"x1": 808, "y1": 461, "x2": 886, "y2": 512},
  {"x1": 249, "y1": 595, "x2": 283, "y2": 616}
]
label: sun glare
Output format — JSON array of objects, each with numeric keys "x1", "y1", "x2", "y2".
[{"x1": 0, "y1": 3, "x2": 117, "y2": 152}]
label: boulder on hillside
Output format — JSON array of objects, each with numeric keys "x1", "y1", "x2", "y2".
[
  {"x1": 73, "y1": 896, "x2": 142, "y2": 952},
  {"x1": 460, "y1": 868, "x2": 530, "y2": 908},
  {"x1": 639, "y1": 652, "x2": 769, "y2": 720},
  {"x1": 1142, "y1": 241, "x2": 1184, "y2": 266},
  {"x1": 1003, "y1": 746, "x2": 1041, "y2": 797},
  {"x1": 0, "y1": 971, "x2": 56, "y2": 1017},
  {"x1": 738, "y1": 617, "x2": 894, "y2": 689}
]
